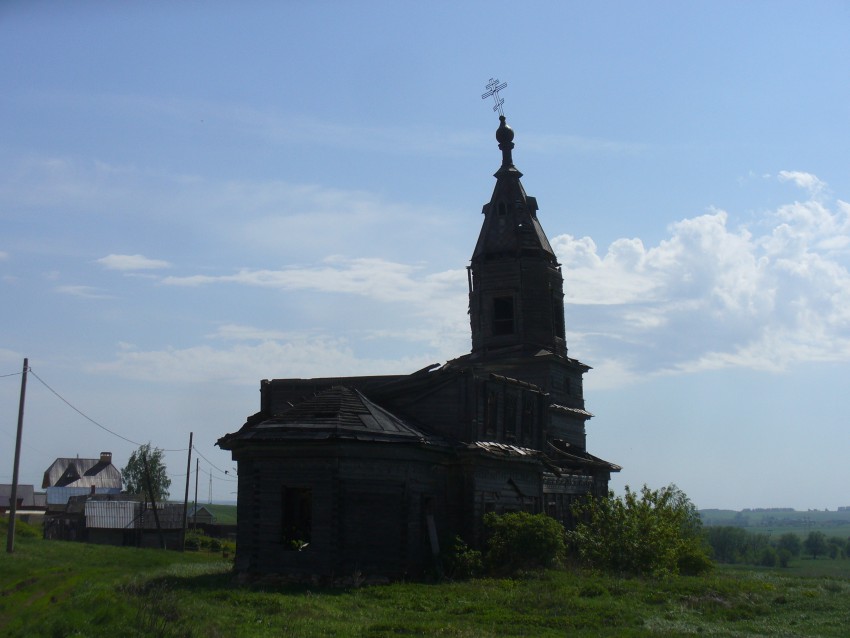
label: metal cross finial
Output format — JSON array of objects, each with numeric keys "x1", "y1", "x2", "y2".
[{"x1": 482, "y1": 78, "x2": 507, "y2": 117}]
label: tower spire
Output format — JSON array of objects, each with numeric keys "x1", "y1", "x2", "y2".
[{"x1": 469, "y1": 87, "x2": 567, "y2": 358}]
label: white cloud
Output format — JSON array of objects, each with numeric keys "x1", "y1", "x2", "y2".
[
  {"x1": 87, "y1": 337, "x2": 440, "y2": 385},
  {"x1": 556, "y1": 173, "x2": 850, "y2": 384},
  {"x1": 97, "y1": 254, "x2": 171, "y2": 271},
  {"x1": 82, "y1": 168, "x2": 850, "y2": 391},
  {"x1": 162, "y1": 257, "x2": 468, "y2": 312},
  {"x1": 55, "y1": 285, "x2": 114, "y2": 299},
  {"x1": 778, "y1": 170, "x2": 827, "y2": 197},
  {"x1": 0, "y1": 250, "x2": 8, "y2": 261},
  {"x1": 206, "y1": 324, "x2": 303, "y2": 342}
]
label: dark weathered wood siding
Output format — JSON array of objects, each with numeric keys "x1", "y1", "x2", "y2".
[{"x1": 231, "y1": 443, "x2": 452, "y2": 579}]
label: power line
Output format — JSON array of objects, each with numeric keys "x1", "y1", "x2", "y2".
[
  {"x1": 192, "y1": 445, "x2": 231, "y2": 476},
  {"x1": 28, "y1": 367, "x2": 188, "y2": 452},
  {"x1": 0, "y1": 371, "x2": 23, "y2": 378},
  {"x1": 29, "y1": 368, "x2": 143, "y2": 446}
]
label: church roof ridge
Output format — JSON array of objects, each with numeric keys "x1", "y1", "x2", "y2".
[{"x1": 220, "y1": 385, "x2": 434, "y2": 445}]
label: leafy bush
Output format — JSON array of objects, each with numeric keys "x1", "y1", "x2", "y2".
[
  {"x1": 483, "y1": 511, "x2": 566, "y2": 575},
  {"x1": 826, "y1": 537, "x2": 846, "y2": 559},
  {"x1": 758, "y1": 546, "x2": 778, "y2": 567},
  {"x1": 569, "y1": 484, "x2": 712, "y2": 577},
  {"x1": 804, "y1": 531, "x2": 828, "y2": 559},
  {"x1": 442, "y1": 536, "x2": 483, "y2": 580},
  {"x1": 703, "y1": 526, "x2": 772, "y2": 564},
  {"x1": 184, "y1": 530, "x2": 232, "y2": 554},
  {"x1": 677, "y1": 544, "x2": 715, "y2": 576},
  {"x1": 776, "y1": 532, "x2": 802, "y2": 557}
]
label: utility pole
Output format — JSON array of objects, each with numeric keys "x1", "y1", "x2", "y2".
[
  {"x1": 193, "y1": 458, "x2": 199, "y2": 531},
  {"x1": 6, "y1": 358, "x2": 28, "y2": 554},
  {"x1": 180, "y1": 432, "x2": 192, "y2": 551}
]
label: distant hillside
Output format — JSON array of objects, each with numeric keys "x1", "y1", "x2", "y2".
[
  {"x1": 699, "y1": 508, "x2": 850, "y2": 537},
  {"x1": 199, "y1": 503, "x2": 237, "y2": 525}
]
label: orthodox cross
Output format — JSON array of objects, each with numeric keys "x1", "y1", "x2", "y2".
[{"x1": 482, "y1": 78, "x2": 507, "y2": 117}]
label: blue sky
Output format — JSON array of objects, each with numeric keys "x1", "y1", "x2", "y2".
[{"x1": 1, "y1": 1, "x2": 849, "y2": 509}]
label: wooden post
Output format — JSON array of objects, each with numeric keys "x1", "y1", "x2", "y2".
[
  {"x1": 5, "y1": 358, "x2": 28, "y2": 554},
  {"x1": 180, "y1": 432, "x2": 192, "y2": 551},
  {"x1": 193, "y1": 458, "x2": 199, "y2": 530}
]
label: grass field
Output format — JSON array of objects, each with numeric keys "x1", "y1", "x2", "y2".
[
  {"x1": 700, "y1": 509, "x2": 850, "y2": 540},
  {"x1": 201, "y1": 503, "x2": 237, "y2": 525},
  {"x1": 3, "y1": 524, "x2": 850, "y2": 637}
]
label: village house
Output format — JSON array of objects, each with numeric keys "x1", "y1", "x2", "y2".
[
  {"x1": 189, "y1": 504, "x2": 217, "y2": 526},
  {"x1": 42, "y1": 452, "x2": 123, "y2": 511},
  {"x1": 0, "y1": 483, "x2": 40, "y2": 511},
  {"x1": 43, "y1": 493, "x2": 185, "y2": 549},
  {"x1": 218, "y1": 114, "x2": 620, "y2": 581},
  {"x1": 0, "y1": 483, "x2": 46, "y2": 528}
]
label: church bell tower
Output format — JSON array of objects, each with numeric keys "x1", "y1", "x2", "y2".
[{"x1": 468, "y1": 115, "x2": 568, "y2": 359}]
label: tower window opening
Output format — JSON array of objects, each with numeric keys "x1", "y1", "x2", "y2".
[
  {"x1": 492, "y1": 296, "x2": 514, "y2": 335},
  {"x1": 552, "y1": 290, "x2": 565, "y2": 339}
]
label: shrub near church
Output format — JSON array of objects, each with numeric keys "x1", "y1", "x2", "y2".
[{"x1": 569, "y1": 484, "x2": 712, "y2": 577}]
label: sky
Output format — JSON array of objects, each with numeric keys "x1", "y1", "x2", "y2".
[{"x1": 1, "y1": 1, "x2": 849, "y2": 510}]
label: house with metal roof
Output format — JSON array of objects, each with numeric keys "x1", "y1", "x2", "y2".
[
  {"x1": 42, "y1": 452, "x2": 122, "y2": 509},
  {"x1": 218, "y1": 114, "x2": 620, "y2": 582},
  {"x1": 0, "y1": 483, "x2": 46, "y2": 513},
  {"x1": 43, "y1": 493, "x2": 185, "y2": 549}
]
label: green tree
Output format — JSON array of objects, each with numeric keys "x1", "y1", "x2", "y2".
[
  {"x1": 758, "y1": 546, "x2": 778, "y2": 567},
  {"x1": 483, "y1": 511, "x2": 566, "y2": 575},
  {"x1": 826, "y1": 536, "x2": 846, "y2": 559},
  {"x1": 703, "y1": 526, "x2": 750, "y2": 563},
  {"x1": 804, "y1": 530, "x2": 828, "y2": 559},
  {"x1": 776, "y1": 532, "x2": 802, "y2": 557},
  {"x1": 121, "y1": 443, "x2": 171, "y2": 501},
  {"x1": 569, "y1": 484, "x2": 712, "y2": 577}
]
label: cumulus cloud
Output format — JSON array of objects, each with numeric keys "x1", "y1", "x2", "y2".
[
  {"x1": 89, "y1": 170, "x2": 850, "y2": 391},
  {"x1": 778, "y1": 170, "x2": 827, "y2": 197},
  {"x1": 557, "y1": 174, "x2": 850, "y2": 387},
  {"x1": 97, "y1": 254, "x2": 171, "y2": 270}
]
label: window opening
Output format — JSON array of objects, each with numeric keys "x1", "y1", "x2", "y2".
[
  {"x1": 493, "y1": 296, "x2": 514, "y2": 335},
  {"x1": 552, "y1": 291, "x2": 565, "y2": 339},
  {"x1": 281, "y1": 487, "x2": 312, "y2": 550}
]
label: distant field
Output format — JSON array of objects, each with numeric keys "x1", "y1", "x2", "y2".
[
  {"x1": 3, "y1": 523, "x2": 850, "y2": 637},
  {"x1": 203, "y1": 503, "x2": 237, "y2": 525},
  {"x1": 700, "y1": 508, "x2": 850, "y2": 539}
]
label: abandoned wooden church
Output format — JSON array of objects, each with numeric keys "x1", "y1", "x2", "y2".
[{"x1": 218, "y1": 113, "x2": 620, "y2": 581}]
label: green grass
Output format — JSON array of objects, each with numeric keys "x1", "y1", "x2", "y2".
[
  {"x1": 3, "y1": 534, "x2": 850, "y2": 637},
  {"x1": 203, "y1": 503, "x2": 237, "y2": 525}
]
